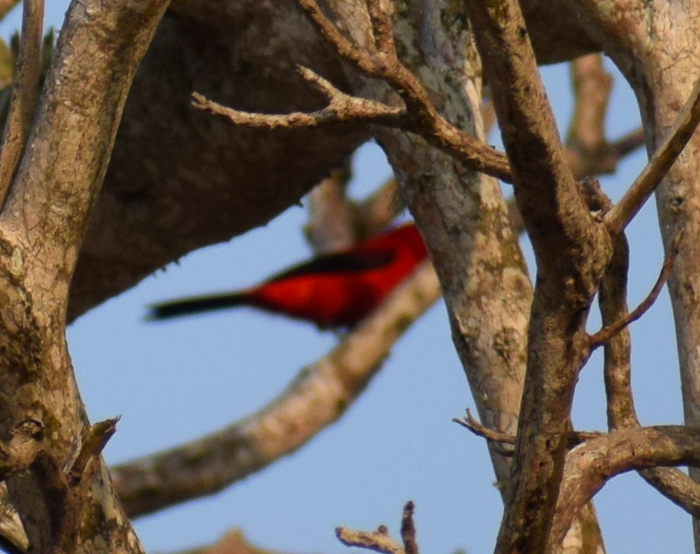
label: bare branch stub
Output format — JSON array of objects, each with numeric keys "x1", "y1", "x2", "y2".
[
  {"x1": 400, "y1": 501, "x2": 418, "y2": 554},
  {"x1": 335, "y1": 502, "x2": 420, "y2": 554},
  {"x1": 336, "y1": 526, "x2": 404, "y2": 554},
  {"x1": 452, "y1": 409, "x2": 516, "y2": 444},
  {"x1": 67, "y1": 417, "x2": 119, "y2": 487}
]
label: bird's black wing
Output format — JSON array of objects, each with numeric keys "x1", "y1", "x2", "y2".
[{"x1": 267, "y1": 248, "x2": 396, "y2": 282}]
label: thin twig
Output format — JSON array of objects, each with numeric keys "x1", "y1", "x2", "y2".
[
  {"x1": 605, "y1": 74, "x2": 700, "y2": 234},
  {"x1": 589, "y1": 230, "x2": 683, "y2": 348},
  {"x1": 452, "y1": 409, "x2": 515, "y2": 443},
  {"x1": 453, "y1": 410, "x2": 600, "y2": 449},
  {"x1": 596, "y1": 225, "x2": 700, "y2": 516},
  {"x1": 610, "y1": 127, "x2": 645, "y2": 159},
  {"x1": 0, "y1": 0, "x2": 43, "y2": 204},
  {"x1": 192, "y1": 68, "x2": 404, "y2": 129},
  {"x1": 296, "y1": 0, "x2": 379, "y2": 75}
]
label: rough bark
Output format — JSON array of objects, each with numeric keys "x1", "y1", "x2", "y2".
[{"x1": 0, "y1": 0, "x2": 169, "y2": 552}]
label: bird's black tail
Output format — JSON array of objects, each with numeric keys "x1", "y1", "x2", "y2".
[{"x1": 147, "y1": 293, "x2": 249, "y2": 320}]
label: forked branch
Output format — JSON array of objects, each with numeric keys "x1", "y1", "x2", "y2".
[{"x1": 336, "y1": 501, "x2": 419, "y2": 554}]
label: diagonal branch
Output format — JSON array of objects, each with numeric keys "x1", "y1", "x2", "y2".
[
  {"x1": 590, "y1": 230, "x2": 682, "y2": 348},
  {"x1": 111, "y1": 261, "x2": 440, "y2": 517},
  {"x1": 0, "y1": 0, "x2": 19, "y2": 21},
  {"x1": 605, "y1": 73, "x2": 700, "y2": 235}
]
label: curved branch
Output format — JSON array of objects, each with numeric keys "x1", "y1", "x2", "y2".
[
  {"x1": 597, "y1": 224, "x2": 700, "y2": 517},
  {"x1": 550, "y1": 426, "x2": 700, "y2": 550}
]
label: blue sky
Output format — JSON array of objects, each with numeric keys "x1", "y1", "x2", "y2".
[{"x1": 1, "y1": 3, "x2": 690, "y2": 553}]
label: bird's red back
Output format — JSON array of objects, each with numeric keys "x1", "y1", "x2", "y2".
[{"x1": 246, "y1": 223, "x2": 428, "y2": 328}]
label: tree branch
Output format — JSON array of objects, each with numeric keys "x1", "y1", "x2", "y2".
[
  {"x1": 0, "y1": 0, "x2": 170, "y2": 551},
  {"x1": 0, "y1": 0, "x2": 171, "y2": 297},
  {"x1": 193, "y1": 0, "x2": 514, "y2": 183},
  {"x1": 112, "y1": 261, "x2": 440, "y2": 517},
  {"x1": 597, "y1": 223, "x2": 700, "y2": 518},
  {"x1": 589, "y1": 230, "x2": 682, "y2": 348},
  {"x1": 605, "y1": 74, "x2": 700, "y2": 234},
  {"x1": 0, "y1": 0, "x2": 19, "y2": 21},
  {"x1": 0, "y1": 0, "x2": 43, "y2": 204},
  {"x1": 336, "y1": 526, "x2": 404, "y2": 554},
  {"x1": 192, "y1": 67, "x2": 404, "y2": 129},
  {"x1": 66, "y1": 417, "x2": 119, "y2": 487},
  {"x1": 550, "y1": 426, "x2": 700, "y2": 550},
  {"x1": 399, "y1": 502, "x2": 418, "y2": 554},
  {"x1": 563, "y1": 54, "x2": 644, "y2": 178}
]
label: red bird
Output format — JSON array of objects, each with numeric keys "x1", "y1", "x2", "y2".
[{"x1": 148, "y1": 223, "x2": 428, "y2": 329}]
